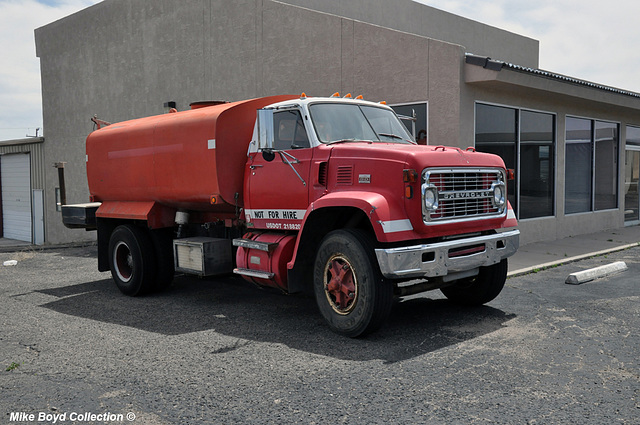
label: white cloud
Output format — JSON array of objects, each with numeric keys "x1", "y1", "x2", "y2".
[
  {"x1": 0, "y1": 0, "x2": 99, "y2": 140},
  {"x1": 417, "y1": 0, "x2": 640, "y2": 93}
]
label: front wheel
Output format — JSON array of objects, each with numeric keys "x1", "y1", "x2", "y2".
[
  {"x1": 313, "y1": 229, "x2": 393, "y2": 337},
  {"x1": 440, "y1": 259, "x2": 508, "y2": 306},
  {"x1": 108, "y1": 225, "x2": 157, "y2": 296}
]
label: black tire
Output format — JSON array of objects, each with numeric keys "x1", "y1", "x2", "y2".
[
  {"x1": 313, "y1": 229, "x2": 393, "y2": 337},
  {"x1": 108, "y1": 224, "x2": 157, "y2": 296},
  {"x1": 149, "y1": 228, "x2": 175, "y2": 291},
  {"x1": 440, "y1": 259, "x2": 508, "y2": 306}
]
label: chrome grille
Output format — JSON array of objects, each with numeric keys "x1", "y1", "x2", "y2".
[{"x1": 422, "y1": 168, "x2": 506, "y2": 223}]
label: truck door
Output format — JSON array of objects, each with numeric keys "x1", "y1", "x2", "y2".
[{"x1": 245, "y1": 108, "x2": 312, "y2": 231}]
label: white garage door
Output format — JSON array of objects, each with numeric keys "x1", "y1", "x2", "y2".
[{"x1": 1, "y1": 153, "x2": 32, "y2": 242}]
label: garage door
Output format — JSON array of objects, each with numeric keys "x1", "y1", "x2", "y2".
[{"x1": 1, "y1": 153, "x2": 32, "y2": 242}]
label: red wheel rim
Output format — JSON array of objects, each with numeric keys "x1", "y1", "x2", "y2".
[{"x1": 323, "y1": 255, "x2": 358, "y2": 314}]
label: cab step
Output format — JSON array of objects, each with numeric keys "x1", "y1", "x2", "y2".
[
  {"x1": 233, "y1": 238, "x2": 278, "y2": 252},
  {"x1": 233, "y1": 268, "x2": 275, "y2": 280}
]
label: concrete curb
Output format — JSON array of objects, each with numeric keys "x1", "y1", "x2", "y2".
[
  {"x1": 507, "y1": 242, "x2": 640, "y2": 278},
  {"x1": 565, "y1": 261, "x2": 628, "y2": 285}
]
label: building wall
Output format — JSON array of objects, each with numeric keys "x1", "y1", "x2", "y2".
[
  {"x1": 276, "y1": 0, "x2": 539, "y2": 68},
  {"x1": 34, "y1": 0, "x2": 640, "y2": 247},
  {"x1": 35, "y1": 0, "x2": 461, "y2": 244}
]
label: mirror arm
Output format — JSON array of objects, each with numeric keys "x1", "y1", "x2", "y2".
[{"x1": 278, "y1": 150, "x2": 306, "y2": 186}]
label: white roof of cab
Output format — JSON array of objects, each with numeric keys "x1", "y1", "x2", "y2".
[{"x1": 265, "y1": 95, "x2": 394, "y2": 111}]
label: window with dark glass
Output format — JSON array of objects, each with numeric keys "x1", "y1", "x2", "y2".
[
  {"x1": 520, "y1": 111, "x2": 555, "y2": 219},
  {"x1": 624, "y1": 125, "x2": 640, "y2": 222},
  {"x1": 564, "y1": 117, "x2": 619, "y2": 214},
  {"x1": 391, "y1": 103, "x2": 428, "y2": 145},
  {"x1": 475, "y1": 104, "x2": 556, "y2": 219},
  {"x1": 273, "y1": 110, "x2": 309, "y2": 150},
  {"x1": 475, "y1": 104, "x2": 518, "y2": 215},
  {"x1": 594, "y1": 121, "x2": 618, "y2": 210},
  {"x1": 565, "y1": 117, "x2": 592, "y2": 214}
]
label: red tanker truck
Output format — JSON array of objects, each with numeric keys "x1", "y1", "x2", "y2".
[{"x1": 62, "y1": 93, "x2": 519, "y2": 337}]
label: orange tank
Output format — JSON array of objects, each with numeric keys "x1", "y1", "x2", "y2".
[{"x1": 87, "y1": 95, "x2": 297, "y2": 213}]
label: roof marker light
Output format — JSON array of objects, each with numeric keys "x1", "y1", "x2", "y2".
[
  {"x1": 355, "y1": 95, "x2": 363, "y2": 99},
  {"x1": 344, "y1": 93, "x2": 352, "y2": 98},
  {"x1": 379, "y1": 101, "x2": 387, "y2": 105},
  {"x1": 300, "y1": 92, "x2": 307, "y2": 99},
  {"x1": 331, "y1": 92, "x2": 340, "y2": 97}
]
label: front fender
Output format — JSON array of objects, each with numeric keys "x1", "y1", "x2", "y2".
[
  {"x1": 308, "y1": 191, "x2": 413, "y2": 242},
  {"x1": 286, "y1": 191, "x2": 413, "y2": 287}
]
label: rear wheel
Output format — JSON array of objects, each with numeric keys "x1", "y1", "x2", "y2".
[
  {"x1": 440, "y1": 259, "x2": 508, "y2": 306},
  {"x1": 313, "y1": 229, "x2": 393, "y2": 337},
  {"x1": 108, "y1": 225, "x2": 157, "y2": 296}
]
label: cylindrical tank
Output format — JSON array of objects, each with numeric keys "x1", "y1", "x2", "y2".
[{"x1": 86, "y1": 95, "x2": 297, "y2": 213}]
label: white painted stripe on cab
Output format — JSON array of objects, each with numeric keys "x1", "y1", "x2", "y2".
[{"x1": 379, "y1": 219, "x2": 413, "y2": 233}]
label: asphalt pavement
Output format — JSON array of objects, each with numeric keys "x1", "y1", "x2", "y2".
[{"x1": 1, "y1": 228, "x2": 639, "y2": 424}]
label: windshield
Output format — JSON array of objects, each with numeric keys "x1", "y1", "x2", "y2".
[{"x1": 309, "y1": 103, "x2": 414, "y2": 144}]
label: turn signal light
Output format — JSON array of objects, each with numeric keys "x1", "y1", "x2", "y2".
[{"x1": 405, "y1": 185, "x2": 413, "y2": 199}]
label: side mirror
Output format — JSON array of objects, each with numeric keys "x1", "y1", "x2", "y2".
[{"x1": 257, "y1": 109, "x2": 274, "y2": 149}]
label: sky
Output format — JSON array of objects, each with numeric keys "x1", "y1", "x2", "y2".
[{"x1": 1, "y1": 0, "x2": 639, "y2": 141}]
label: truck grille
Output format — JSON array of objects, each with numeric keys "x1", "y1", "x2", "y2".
[{"x1": 422, "y1": 168, "x2": 506, "y2": 223}]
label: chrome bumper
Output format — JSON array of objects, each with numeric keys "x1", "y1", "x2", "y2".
[{"x1": 375, "y1": 229, "x2": 520, "y2": 279}]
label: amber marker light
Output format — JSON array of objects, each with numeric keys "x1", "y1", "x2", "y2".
[
  {"x1": 405, "y1": 185, "x2": 413, "y2": 199},
  {"x1": 506, "y1": 169, "x2": 515, "y2": 180},
  {"x1": 331, "y1": 92, "x2": 340, "y2": 97},
  {"x1": 403, "y1": 169, "x2": 418, "y2": 183},
  {"x1": 210, "y1": 195, "x2": 218, "y2": 204}
]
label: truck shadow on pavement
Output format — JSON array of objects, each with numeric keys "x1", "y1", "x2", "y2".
[{"x1": 37, "y1": 274, "x2": 515, "y2": 363}]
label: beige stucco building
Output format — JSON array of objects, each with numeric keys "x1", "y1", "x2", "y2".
[{"x1": 2, "y1": 0, "x2": 637, "y2": 246}]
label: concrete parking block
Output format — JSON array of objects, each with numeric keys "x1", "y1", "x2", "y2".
[{"x1": 565, "y1": 261, "x2": 628, "y2": 285}]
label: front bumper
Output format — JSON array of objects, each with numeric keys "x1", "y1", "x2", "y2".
[{"x1": 375, "y1": 229, "x2": 520, "y2": 279}]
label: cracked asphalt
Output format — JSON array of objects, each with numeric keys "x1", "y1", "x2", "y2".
[{"x1": 1, "y1": 244, "x2": 638, "y2": 424}]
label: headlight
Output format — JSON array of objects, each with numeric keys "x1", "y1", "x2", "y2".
[
  {"x1": 491, "y1": 182, "x2": 506, "y2": 207},
  {"x1": 422, "y1": 184, "x2": 439, "y2": 211}
]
